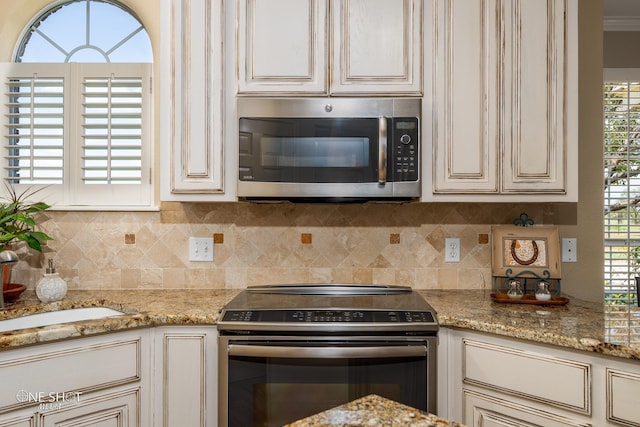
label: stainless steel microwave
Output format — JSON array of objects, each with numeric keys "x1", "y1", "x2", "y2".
[{"x1": 237, "y1": 98, "x2": 421, "y2": 202}]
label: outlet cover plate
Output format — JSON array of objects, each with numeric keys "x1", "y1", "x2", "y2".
[
  {"x1": 562, "y1": 238, "x2": 577, "y2": 263},
  {"x1": 189, "y1": 237, "x2": 214, "y2": 262},
  {"x1": 445, "y1": 238, "x2": 460, "y2": 263}
]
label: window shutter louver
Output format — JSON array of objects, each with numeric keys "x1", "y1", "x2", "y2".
[
  {"x1": 4, "y1": 72, "x2": 65, "y2": 184},
  {"x1": 81, "y1": 76, "x2": 144, "y2": 184}
]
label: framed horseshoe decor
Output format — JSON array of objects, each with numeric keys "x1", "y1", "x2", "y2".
[{"x1": 491, "y1": 225, "x2": 561, "y2": 279}]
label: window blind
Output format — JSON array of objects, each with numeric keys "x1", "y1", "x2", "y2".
[{"x1": 604, "y1": 70, "x2": 640, "y2": 306}]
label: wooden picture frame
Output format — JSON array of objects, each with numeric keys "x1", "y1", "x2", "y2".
[{"x1": 491, "y1": 225, "x2": 561, "y2": 279}]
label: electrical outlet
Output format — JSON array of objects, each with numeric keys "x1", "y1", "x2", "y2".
[
  {"x1": 189, "y1": 237, "x2": 214, "y2": 262},
  {"x1": 562, "y1": 238, "x2": 577, "y2": 263},
  {"x1": 445, "y1": 238, "x2": 460, "y2": 263}
]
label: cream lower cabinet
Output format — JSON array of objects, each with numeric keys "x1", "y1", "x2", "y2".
[
  {"x1": 607, "y1": 368, "x2": 640, "y2": 427},
  {"x1": 426, "y1": 0, "x2": 578, "y2": 201},
  {"x1": 237, "y1": 0, "x2": 423, "y2": 95},
  {"x1": 0, "y1": 330, "x2": 150, "y2": 427},
  {"x1": 0, "y1": 326, "x2": 220, "y2": 427},
  {"x1": 153, "y1": 327, "x2": 218, "y2": 427},
  {"x1": 439, "y1": 328, "x2": 640, "y2": 427}
]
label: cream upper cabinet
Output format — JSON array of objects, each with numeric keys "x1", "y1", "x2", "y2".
[
  {"x1": 161, "y1": 0, "x2": 237, "y2": 202},
  {"x1": 237, "y1": 0, "x2": 423, "y2": 96},
  {"x1": 237, "y1": 0, "x2": 328, "y2": 94},
  {"x1": 430, "y1": 0, "x2": 500, "y2": 194},
  {"x1": 330, "y1": 0, "x2": 423, "y2": 95},
  {"x1": 427, "y1": 0, "x2": 577, "y2": 201}
]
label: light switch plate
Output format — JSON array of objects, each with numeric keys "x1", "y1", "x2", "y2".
[
  {"x1": 562, "y1": 238, "x2": 577, "y2": 262},
  {"x1": 189, "y1": 237, "x2": 214, "y2": 262}
]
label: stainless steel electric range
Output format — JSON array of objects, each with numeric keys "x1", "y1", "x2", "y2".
[{"x1": 217, "y1": 284, "x2": 439, "y2": 427}]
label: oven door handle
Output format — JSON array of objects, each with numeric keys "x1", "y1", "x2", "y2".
[
  {"x1": 378, "y1": 117, "x2": 387, "y2": 185},
  {"x1": 227, "y1": 344, "x2": 426, "y2": 359}
]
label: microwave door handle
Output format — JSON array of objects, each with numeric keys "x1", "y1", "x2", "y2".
[{"x1": 378, "y1": 117, "x2": 387, "y2": 185}]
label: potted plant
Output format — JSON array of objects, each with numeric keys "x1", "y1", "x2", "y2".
[{"x1": 0, "y1": 184, "x2": 53, "y2": 293}]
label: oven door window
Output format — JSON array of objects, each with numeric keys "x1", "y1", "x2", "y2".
[
  {"x1": 239, "y1": 118, "x2": 388, "y2": 183},
  {"x1": 226, "y1": 342, "x2": 428, "y2": 427}
]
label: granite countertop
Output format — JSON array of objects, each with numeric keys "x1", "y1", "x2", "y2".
[
  {"x1": 1, "y1": 288, "x2": 639, "y2": 361},
  {"x1": 0, "y1": 289, "x2": 240, "y2": 349},
  {"x1": 284, "y1": 394, "x2": 464, "y2": 427},
  {"x1": 421, "y1": 289, "x2": 640, "y2": 361}
]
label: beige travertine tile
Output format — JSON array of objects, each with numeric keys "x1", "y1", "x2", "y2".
[{"x1": 9, "y1": 203, "x2": 569, "y2": 290}]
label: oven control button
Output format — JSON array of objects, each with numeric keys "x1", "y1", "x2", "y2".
[{"x1": 400, "y1": 134, "x2": 411, "y2": 145}]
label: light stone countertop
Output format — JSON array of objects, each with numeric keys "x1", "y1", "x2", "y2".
[
  {"x1": 0, "y1": 288, "x2": 639, "y2": 361},
  {"x1": 284, "y1": 394, "x2": 464, "y2": 427}
]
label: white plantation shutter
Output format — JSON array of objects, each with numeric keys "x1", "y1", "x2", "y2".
[
  {"x1": 4, "y1": 64, "x2": 65, "y2": 184},
  {"x1": 1, "y1": 62, "x2": 153, "y2": 209},
  {"x1": 82, "y1": 76, "x2": 144, "y2": 184}
]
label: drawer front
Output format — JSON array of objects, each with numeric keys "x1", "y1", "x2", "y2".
[
  {"x1": 463, "y1": 390, "x2": 592, "y2": 427},
  {"x1": 607, "y1": 368, "x2": 640, "y2": 426},
  {"x1": 463, "y1": 339, "x2": 591, "y2": 414},
  {"x1": 1, "y1": 333, "x2": 142, "y2": 413}
]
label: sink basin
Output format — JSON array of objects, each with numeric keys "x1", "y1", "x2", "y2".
[{"x1": 0, "y1": 307, "x2": 125, "y2": 332}]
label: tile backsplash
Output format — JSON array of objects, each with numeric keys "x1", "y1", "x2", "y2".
[{"x1": 11, "y1": 201, "x2": 571, "y2": 291}]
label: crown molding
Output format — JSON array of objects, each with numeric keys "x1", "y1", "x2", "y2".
[{"x1": 604, "y1": 16, "x2": 640, "y2": 31}]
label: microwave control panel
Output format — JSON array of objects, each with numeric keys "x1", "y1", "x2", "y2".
[{"x1": 392, "y1": 118, "x2": 419, "y2": 182}]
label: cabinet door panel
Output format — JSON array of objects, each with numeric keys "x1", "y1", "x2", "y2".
[
  {"x1": 432, "y1": 0, "x2": 499, "y2": 193},
  {"x1": 502, "y1": 0, "x2": 567, "y2": 193},
  {"x1": 39, "y1": 389, "x2": 139, "y2": 427},
  {"x1": 464, "y1": 390, "x2": 591, "y2": 427},
  {"x1": 165, "y1": 0, "x2": 224, "y2": 194},
  {"x1": 238, "y1": 0, "x2": 328, "y2": 94},
  {"x1": 0, "y1": 414, "x2": 35, "y2": 427},
  {"x1": 163, "y1": 333, "x2": 206, "y2": 426},
  {"x1": 607, "y1": 368, "x2": 640, "y2": 426},
  {"x1": 331, "y1": 0, "x2": 422, "y2": 94},
  {"x1": 154, "y1": 327, "x2": 217, "y2": 427}
]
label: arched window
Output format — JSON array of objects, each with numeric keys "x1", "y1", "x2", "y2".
[{"x1": 1, "y1": 0, "x2": 154, "y2": 209}]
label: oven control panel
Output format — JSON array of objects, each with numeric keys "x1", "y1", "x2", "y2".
[{"x1": 221, "y1": 310, "x2": 435, "y2": 324}]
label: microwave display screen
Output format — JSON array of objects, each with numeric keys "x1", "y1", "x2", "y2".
[
  {"x1": 396, "y1": 121, "x2": 416, "y2": 130},
  {"x1": 261, "y1": 137, "x2": 370, "y2": 168}
]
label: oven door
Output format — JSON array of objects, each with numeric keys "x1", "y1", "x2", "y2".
[{"x1": 218, "y1": 336, "x2": 436, "y2": 427}]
